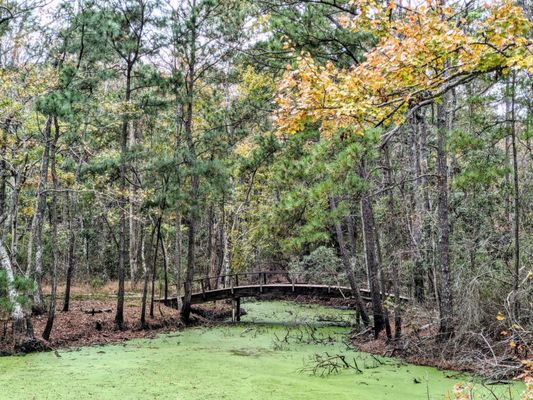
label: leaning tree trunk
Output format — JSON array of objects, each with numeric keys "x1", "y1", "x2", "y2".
[{"x1": 329, "y1": 197, "x2": 370, "y2": 326}]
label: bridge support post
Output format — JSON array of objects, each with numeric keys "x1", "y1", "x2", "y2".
[{"x1": 231, "y1": 298, "x2": 241, "y2": 323}]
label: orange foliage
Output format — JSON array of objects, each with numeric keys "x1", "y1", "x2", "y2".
[{"x1": 275, "y1": 0, "x2": 533, "y2": 137}]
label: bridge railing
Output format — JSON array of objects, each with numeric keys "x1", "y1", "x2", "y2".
[
  {"x1": 171, "y1": 270, "x2": 411, "y2": 303},
  {"x1": 186, "y1": 270, "x2": 369, "y2": 297},
  {"x1": 188, "y1": 271, "x2": 292, "y2": 294}
]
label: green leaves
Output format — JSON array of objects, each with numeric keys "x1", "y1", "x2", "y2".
[{"x1": 0, "y1": 271, "x2": 34, "y2": 316}]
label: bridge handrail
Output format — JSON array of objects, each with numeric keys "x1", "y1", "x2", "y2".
[
  {"x1": 194, "y1": 271, "x2": 295, "y2": 284},
  {"x1": 191, "y1": 271, "x2": 296, "y2": 295},
  {"x1": 185, "y1": 270, "x2": 374, "y2": 298}
]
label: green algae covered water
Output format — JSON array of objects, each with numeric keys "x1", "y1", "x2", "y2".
[{"x1": 0, "y1": 300, "x2": 525, "y2": 399}]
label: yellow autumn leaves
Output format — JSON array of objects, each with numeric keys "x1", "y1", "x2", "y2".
[
  {"x1": 274, "y1": 0, "x2": 533, "y2": 138},
  {"x1": 0, "y1": 66, "x2": 58, "y2": 117},
  {"x1": 497, "y1": 312, "x2": 528, "y2": 353}
]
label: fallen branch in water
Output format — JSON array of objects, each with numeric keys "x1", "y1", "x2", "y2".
[{"x1": 299, "y1": 352, "x2": 363, "y2": 377}]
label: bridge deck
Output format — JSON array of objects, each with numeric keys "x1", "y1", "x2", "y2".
[{"x1": 158, "y1": 283, "x2": 408, "y2": 309}]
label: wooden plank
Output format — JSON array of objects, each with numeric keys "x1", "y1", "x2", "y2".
[{"x1": 158, "y1": 283, "x2": 409, "y2": 307}]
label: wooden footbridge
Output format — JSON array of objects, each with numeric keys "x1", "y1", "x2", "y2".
[{"x1": 158, "y1": 271, "x2": 408, "y2": 322}]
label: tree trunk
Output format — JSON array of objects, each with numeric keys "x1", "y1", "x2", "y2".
[
  {"x1": 181, "y1": 165, "x2": 199, "y2": 320},
  {"x1": 374, "y1": 225, "x2": 392, "y2": 340},
  {"x1": 329, "y1": 197, "x2": 370, "y2": 326},
  {"x1": 7, "y1": 174, "x2": 18, "y2": 262},
  {"x1": 180, "y1": 7, "x2": 199, "y2": 322},
  {"x1": 359, "y1": 161, "x2": 384, "y2": 338},
  {"x1": 0, "y1": 126, "x2": 7, "y2": 226},
  {"x1": 409, "y1": 111, "x2": 425, "y2": 303},
  {"x1": 140, "y1": 225, "x2": 151, "y2": 328},
  {"x1": 129, "y1": 120, "x2": 139, "y2": 287},
  {"x1": 1, "y1": 239, "x2": 34, "y2": 346},
  {"x1": 509, "y1": 72, "x2": 520, "y2": 320},
  {"x1": 43, "y1": 116, "x2": 60, "y2": 341},
  {"x1": 150, "y1": 215, "x2": 162, "y2": 319},
  {"x1": 161, "y1": 230, "x2": 169, "y2": 301},
  {"x1": 382, "y1": 143, "x2": 402, "y2": 339},
  {"x1": 345, "y1": 213, "x2": 358, "y2": 259},
  {"x1": 2, "y1": 148, "x2": 24, "y2": 267},
  {"x1": 81, "y1": 216, "x2": 89, "y2": 278},
  {"x1": 28, "y1": 116, "x2": 53, "y2": 315},
  {"x1": 206, "y1": 205, "x2": 216, "y2": 290},
  {"x1": 208, "y1": 205, "x2": 219, "y2": 288},
  {"x1": 174, "y1": 212, "x2": 182, "y2": 300},
  {"x1": 115, "y1": 64, "x2": 132, "y2": 330},
  {"x1": 216, "y1": 200, "x2": 226, "y2": 288},
  {"x1": 436, "y1": 94, "x2": 454, "y2": 340},
  {"x1": 173, "y1": 40, "x2": 184, "y2": 304},
  {"x1": 62, "y1": 191, "x2": 77, "y2": 312}
]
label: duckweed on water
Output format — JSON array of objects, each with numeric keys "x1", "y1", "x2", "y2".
[{"x1": 0, "y1": 300, "x2": 525, "y2": 399}]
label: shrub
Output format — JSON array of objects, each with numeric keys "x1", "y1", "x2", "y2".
[
  {"x1": 90, "y1": 276, "x2": 107, "y2": 291},
  {"x1": 288, "y1": 246, "x2": 346, "y2": 286}
]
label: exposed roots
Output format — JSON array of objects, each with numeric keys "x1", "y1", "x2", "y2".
[{"x1": 14, "y1": 338, "x2": 50, "y2": 354}]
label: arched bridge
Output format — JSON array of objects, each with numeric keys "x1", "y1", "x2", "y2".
[{"x1": 158, "y1": 271, "x2": 409, "y2": 321}]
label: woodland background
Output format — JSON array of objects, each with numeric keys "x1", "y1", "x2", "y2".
[{"x1": 0, "y1": 0, "x2": 531, "y2": 376}]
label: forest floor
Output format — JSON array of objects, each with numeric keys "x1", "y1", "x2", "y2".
[
  {"x1": 0, "y1": 281, "x2": 231, "y2": 354},
  {"x1": 0, "y1": 298, "x2": 242, "y2": 354},
  {"x1": 0, "y1": 299, "x2": 182, "y2": 354},
  {"x1": 348, "y1": 308, "x2": 527, "y2": 380}
]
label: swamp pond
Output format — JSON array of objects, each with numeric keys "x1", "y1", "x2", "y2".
[{"x1": 0, "y1": 300, "x2": 525, "y2": 399}]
